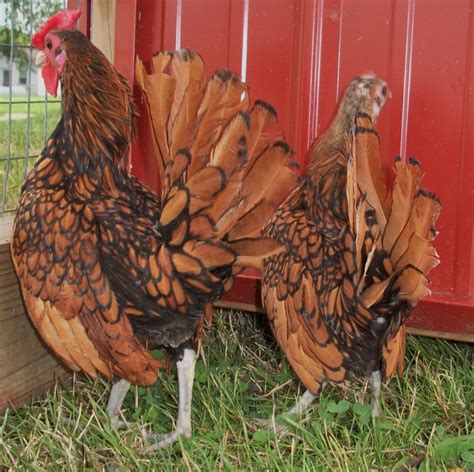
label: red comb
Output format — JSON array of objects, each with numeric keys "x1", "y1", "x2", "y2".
[{"x1": 32, "y1": 10, "x2": 81, "y2": 50}]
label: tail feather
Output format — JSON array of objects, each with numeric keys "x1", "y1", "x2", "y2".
[
  {"x1": 188, "y1": 215, "x2": 215, "y2": 240},
  {"x1": 186, "y1": 166, "x2": 226, "y2": 201},
  {"x1": 383, "y1": 157, "x2": 421, "y2": 253},
  {"x1": 247, "y1": 100, "x2": 284, "y2": 159},
  {"x1": 202, "y1": 181, "x2": 243, "y2": 225},
  {"x1": 237, "y1": 142, "x2": 297, "y2": 221},
  {"x1": 167, "y1": 50, "x2": 205, "y2": 160},
  {"x1": 162, "y1": 149, "x2": 190, "y2": 195},
  {"x1": 354, "y1": 114, "x2": 387, "y2": 196},
  {"x1": 355, "y1": 158, "x2": 440, "y2": 309},
  {"x1": 395, "y1": 233, "x2": 440, "y2": 275},
  {"x1": 189, "y1": 69, "x2": 249, "y2": 175},
  {"x1": 382, "y1": 324, "x2": 406, "y2": 378},
  {"x1": 228, "y1": 199, "x2": 275, "y2": 240},
  {"x1": 209, "y1": 112, "x2": 250, "y2": 176},
  {"x1": 135, "y1": 54, "x2": 175, "y2": 175},
  {"x1": 262, "y1": 163, "x2": 301, "y2": 205},
  {"x1": 390, "y1": 189, "x2": 441, "y2": 270},
  {"x1": 348, "y1": 116, "x2": 440, "y2": 319},
  {"x1": 392, "y1": 265, "x2": 431, "y2": 306},
  {"x1": 136, "y1": 48, "x2": 299, "y2": 301},
  {"x1": 346, "y1": 149, "x2": 357, "y2": 233},
  {"x1": 160, "y1": 186, "x2": 188, "y2": 227},
  {"x1": 228, "y1": 164, "x2": 300, "y2": 242},
  {"x1": 359, "y1": 276, "x2": 391, "y2": 308},
  {"x1": 357, "y1": 213, "x2": 384, "y2": 294},
  {"x1": 183, "y1": 240, "x2": 236, "y2": 271},
  {"x1": 351, "y1": 151, "x2": 439, "y2": 380},
  {"x1": 223, "y1": 103, "x2": 298, "y2": 241},
  {"x1": 353, "y1": 115, "x2": 388, "y2": 229}
]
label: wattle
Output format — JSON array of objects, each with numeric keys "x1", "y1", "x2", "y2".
[{"x1": 42, "y1": 61, "x2": 59, "y2": 97}]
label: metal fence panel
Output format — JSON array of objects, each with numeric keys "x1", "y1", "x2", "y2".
[{"x1": 0, "y1": 0, "x2": 66, "y2": 216}]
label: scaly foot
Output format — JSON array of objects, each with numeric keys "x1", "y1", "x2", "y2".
[
  {"x1": 253, "y1": 389, "x2": 319, "y2": 434},
  {"x1": 143, "y1": 425, "x2": 191, "y2": 451}
]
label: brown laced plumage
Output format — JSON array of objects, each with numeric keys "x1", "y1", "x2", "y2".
[
  {"x1": 133, "y1": 49, "x2": 300, "y2": 335},
  {"x1": 261, "y1": 75, "x2": 440, "y2": 416},
  {"x1": 12, "y1": 13, "x2": 299, "y2": 448},
  {"x1": 12, "y1": 29, "x2": 161, "y2": 386}
]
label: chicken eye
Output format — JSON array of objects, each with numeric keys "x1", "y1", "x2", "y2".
[
  {"x1": 381, "y1": 86, "x2": 388, "y2": 97},
  {"x1": 46, "y1": 39, "x2": 52, "y2": 50}
]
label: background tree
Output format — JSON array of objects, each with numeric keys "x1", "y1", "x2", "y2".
[{"x1": 0, "y1": 0, "x2": 65, "y2": 73}]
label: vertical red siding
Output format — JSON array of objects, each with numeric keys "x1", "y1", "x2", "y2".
[
  {"x1": 67, "y1": 0, "x2": 90, "y2": 35},
  {"x1": 114, "y1": 0, "x2": 474, "y2": 338}
]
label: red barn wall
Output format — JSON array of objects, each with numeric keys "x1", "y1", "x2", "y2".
[{"x1": 112, "y1": 0, "x2": 473, "y2": 339}]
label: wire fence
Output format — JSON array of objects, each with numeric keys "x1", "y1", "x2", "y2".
[{"x1": 0, "y1": 0, "x2": 66, "y2": 216}]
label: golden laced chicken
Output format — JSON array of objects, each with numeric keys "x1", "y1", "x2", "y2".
[
  {"x1": 11, "y1": 10, "x2": 299, "y2": 448},
  {"x1": 261, "y1": 75, "x2": 440, "y2": 421}
]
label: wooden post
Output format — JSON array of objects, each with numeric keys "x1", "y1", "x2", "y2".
[
  {"x1": 90, "y1": 0, "x2": 116, "y2": 62},
  {"x1": 0, "y1": 243, "x2": 68, "y2": 414}
]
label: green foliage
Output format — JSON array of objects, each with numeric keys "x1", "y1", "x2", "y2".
[
  {"x1": 429, "y1": 435, "x2": 474, "y2": 465},
  {"x1": 0, "y1": 0, "x2": 66, "y2": 211},
  {"x1": 0, "y1": 96, "x2": 61, "y2": 211},
  {"x1": 0, "y1": 28, "x2": 29, "y2": 72},
  {"x1": 0, "y1": 310, "x2": 471, "y2": 471},
  {"x1": 2, "y1": 0, "x2": 66, "y2": 35},
  {"x1": 352, "y1": 402, "x2": 373, "y2": 425}
]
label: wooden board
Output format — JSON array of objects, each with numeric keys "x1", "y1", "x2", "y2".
[
  {"x1": 0, "y1": 243, "x2": 68, "y2": 414},
  {"x1": 90, "y1": 0, "x2": 116, "y2": 62},
  {"x1": 0, "y1": 215, "x2": 14, "y2": 245}
]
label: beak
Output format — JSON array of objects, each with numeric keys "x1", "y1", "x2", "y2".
[{"x1": 35, "y1": 51, "x2": 45, "y2": 67}]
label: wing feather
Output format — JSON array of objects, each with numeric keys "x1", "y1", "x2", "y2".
[
  {"x1": 12, "y1": 187, "x2": 161, "y2": 386},
  {"x1": 262, "y1": 196, "x2": 347, "y2": 394}
]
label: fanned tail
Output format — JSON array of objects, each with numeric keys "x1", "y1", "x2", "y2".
[
  {"x1": 136, "y1": 49, "x2": 300, "y2": 300},
  {"x1": 347, "y1": 115, "x2": 440, "y2": 379}
]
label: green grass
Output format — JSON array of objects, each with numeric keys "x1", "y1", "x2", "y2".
[
  {"x1": 0, "y1": 96, "x2": 61, "y2": 212},
  {"x1": 0, "y1": 309, "x2": 472, "y2": 471}
]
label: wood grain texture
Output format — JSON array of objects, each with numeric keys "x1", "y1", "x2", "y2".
[
  {"x1": 0, "y1": 243, "x2": 68, "y2": 414},
  {"x1": 0, "y1": 215, "x2": 14, "y2": 245},
  {"x1": 90, "y1": 0, "x2": 116, "y2": 62}
]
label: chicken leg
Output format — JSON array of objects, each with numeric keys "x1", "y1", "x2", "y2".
[
  {"x1": 255, "y1": 383, "x2": 326, "y2": 434},
  {"x1": 107, "y1": 379, "x2": 131, "y2": 429},
  {"x1": 145, "y1": 347, "x2": 197, "y2": 450},
  {"x1": 107, "y1": 348, "x2": 197, "y2": 449},
  {"x1": 369, "y1": 370, "x2": 382, "y2": 417}
]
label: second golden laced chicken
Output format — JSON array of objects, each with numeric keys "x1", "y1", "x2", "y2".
[
  {"x1": 261, "y1": 75, "x2": 440, "y2": 423},
  {"x1": 11, "y1": 10, "x2": 299, "y2": 449}
]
